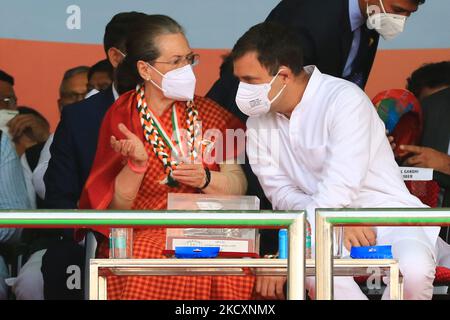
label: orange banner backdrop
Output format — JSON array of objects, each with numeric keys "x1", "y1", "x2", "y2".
[{"x1": 1, "y1": 38, "x2": 449, "y2": 131}]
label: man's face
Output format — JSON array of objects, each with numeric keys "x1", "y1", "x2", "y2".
[
  {"x1": 0, "y1": 80, "x2": 17, "y2": 110},
  {"x1": 88, "y1": 71, "x2": 112, "y2": 92},
  {"x1": 58, "y1": 72, "x2": 88, "y2": 111},
  {"x1": 233, "y1": 51, "x2": 285, "y2": 112},
  {"x1": 370, "y1": 0, "x2": 419, "y2": 17}
]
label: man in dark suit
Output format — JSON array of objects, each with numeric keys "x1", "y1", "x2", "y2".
[
  {"x1": 44, "y1": 12, "x2": 147, "y2": 210},
  {"x1": 208, "y1": 0, "x2": 426, "y2": 120},
  {"x1": 36, "y1": 12, "x2": 147, "y2": 300},
  {"x1": 402, "y1": 62, "x2": 450, "y2": 194}
]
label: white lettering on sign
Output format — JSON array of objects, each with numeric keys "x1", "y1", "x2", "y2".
[{"x1": 400, "y1": 167, "x2": 433, "y2": 181}]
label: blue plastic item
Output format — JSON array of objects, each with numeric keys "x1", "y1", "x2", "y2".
[
  {"x1": 175, "y1": 246, "x2": 220, "y2": 258},
  {"x1": 350, "y1": 245, "x2": 393, "y2": 259},
  {"x1": 278, "y1": 229, "x2": 288, "y2": 259}
]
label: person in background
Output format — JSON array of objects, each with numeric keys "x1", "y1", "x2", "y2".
[
  {"x1": 208, "y1": 0, "x2": 427, "y2": 119},
  {"x1": 10, "y1": 107, "x2": 50, "y2": 158},
  {"x1": 20, "y1": 65, "x2": 94, "y2": 210},
  {"x1": 14, "y1": 107, "x2": 50, "y2": 209},
  {"x1": 45, "y1": 11, "x2": 147, "y2": 211},
  {"x1": 400, "y1": 61, "x2": 450, "y2": 176},
  {"x1": 0, "y1": 129, "x2": 31, "y2": 299},
  {"x1": 0, "y1": 70, "x2": 49, "y2": 153},
  {"x1": 407, "y1": 61, "x2": 450, "y2": 100},
  {"x1": 372, "y1": 87, "x2": 450, "y2": 270},
  {"x1": 400, "y1": 62, "x2": 450, "y2": 189},
  {"x1": 85, "y1": 59, "x2": 114, "y2": 98},
  {"x1": 12, "y1": 65, "x2": 89, "y2": 300},
  {"x1": 0, "y1": 70, "x2": 17, "y2": 111},
  {"x1": 57, "y1": 66, "x2": 89, "y2": 113},
  {"x1": 37, "y1": 12, "x2": 148, "y2": 300}
]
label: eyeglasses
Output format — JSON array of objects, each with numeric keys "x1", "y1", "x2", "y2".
[
  {"x1": 0, "y1": 96, "x2": 17, "y2": 109},
  {"x1": 153, "y1": 53, "x2": 200, "y2": 67}
]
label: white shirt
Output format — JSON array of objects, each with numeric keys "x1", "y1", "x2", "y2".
[
  {"x1": 247, "y1": 66, "x2": 440, "y2": 252},
  {"x1": 21, "y1": 133, "x2": 54, "y2": 207}
]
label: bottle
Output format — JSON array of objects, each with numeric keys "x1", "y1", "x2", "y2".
[
  {"x1": 306, "y1": 220, "x2": 312, "y2": 259},
  {"x1": 109, "y1": 231, "x2": 114, "y2": 258},
  {"x1": 110, "y1": 228, "x2": 133, "y2": 259},
  {"x1": 278, "y1": 229, "x2": 288, "y2": 259}
]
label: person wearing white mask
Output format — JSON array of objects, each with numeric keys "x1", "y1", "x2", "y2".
[
  {"x1": 78, "y1": 14, "x2": 251, "y2": 300},
  {"x1": 207, "y1": 0, "x2": 426, "y2": 260},
  {"x1": 208, "y1": 0, "x2": 426, "y2": 120},
  {"x1": 231, "y1": 22, "x2": 447, "y2": 300}
]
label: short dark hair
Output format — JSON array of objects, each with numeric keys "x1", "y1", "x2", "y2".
[
  {"x1": 230, "y1": 22, "x2": 304, "y2": 76},
  {"x1": 88, "y1": 59, "x2": 114, "y2": 82},
  {"x1": 0, "y1": 69, "x2": 14, "y2": 86},
  {"x1": 103, "y1": 11, "x2": 148, "y2": 54},
  {"x1": 407, "y1": 61, "x2": 450, "y2": 97}
]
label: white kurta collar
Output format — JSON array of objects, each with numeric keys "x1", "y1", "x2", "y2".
[{"x1": 288, "y1": 65, "x2": 322, "y2": 145}]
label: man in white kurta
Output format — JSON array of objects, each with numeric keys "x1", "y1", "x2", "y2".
[{"x1": 230, "y1": 22, "x2": 442, "y2": 300}]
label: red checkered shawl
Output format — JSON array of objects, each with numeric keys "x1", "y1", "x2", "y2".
[
  {"x1": 78, "y1": 90, "x2": 255, "y2": 300},
  {"x1": 79, "y1": 90, "x2": 245, "y2": 235}
]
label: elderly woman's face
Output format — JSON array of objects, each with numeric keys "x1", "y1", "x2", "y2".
[{"x1": 153, "y1": 33, "x2": 193, "y2": 74}]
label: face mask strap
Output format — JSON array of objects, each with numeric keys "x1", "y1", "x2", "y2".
[
  {"x1": 269, "y1": 69, "x2": 285, "y2": 86},
  {"x1": 117, "y1": 49, "x2": 126, "y2": 58},
  {"x1": 378, "y1": 0, "x2": 388, "y2": 14},
  {"x1": 147, "y1": 62, "x2": 165, "y2": 78},
  {"x1": 268, "y1": 69, "x2": 287, "y2": 104},
  {"x1": 269, "y1": 84, "x2": 287, "y2": 104},
  {"x1": 145, "y1": 63, "x2": 167, "y2": 93}
]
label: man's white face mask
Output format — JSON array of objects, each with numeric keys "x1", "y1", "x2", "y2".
[
  {"x1": 235, "y1": 69, "x2": 286, "y2": 117},
  {"x1": 366, "y1": 0, "x2": 407, "y2": 41},
  {"x1": 147, "y1": 63, "x2": 196, "y2": 101}
]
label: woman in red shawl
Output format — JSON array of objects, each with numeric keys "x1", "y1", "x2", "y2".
[{"x1": 79, "y1": 14, "x2": 254, "y2": 300}]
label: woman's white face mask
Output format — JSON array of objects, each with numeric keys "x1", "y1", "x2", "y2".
[
  {"x1": 147, "y1": 63, "x2": 196, "y2": 101},
  {"x1": 235, "y1": 69, "x2": 286, "y2": 117},
  {"x1": 366, "y1": 0, "x2": 407, "y2": 41}
]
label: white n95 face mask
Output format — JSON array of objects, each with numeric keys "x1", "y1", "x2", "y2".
[
  {"x1": 366, "y1": 0, "x2": 407, "y2": 41},
  {"x1": 235, "y1": 70, "x2": 286, "y2": 117},
  {"x1": 147, "y1": 64, "x2": 196, "y2": 101}
]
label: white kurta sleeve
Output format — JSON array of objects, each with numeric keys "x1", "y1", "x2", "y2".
[
  {"x1": 246, "y1": 121, "x2": 312, "y2": 211},
  {"x1": 307, "y1": 90, "x2": 374, "y2": 228}
]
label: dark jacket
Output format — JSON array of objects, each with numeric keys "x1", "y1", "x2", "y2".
[
  {"x1": 421, "y1": 87, "x2": 450, "y2": 208},
  {"x1": 207, "y1": 0, "x2": 379, "y2": 121},
  {"x1": 44, "y1": 87, "x2": 115, "y2": 209}
]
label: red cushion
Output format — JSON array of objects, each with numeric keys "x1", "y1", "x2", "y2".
[
  {"x1": 434, "y1": 266, "x2": 450, "y2": 285},
  {"x1": 405, "y1": 180, "x2": 441, "y2": 208}
]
